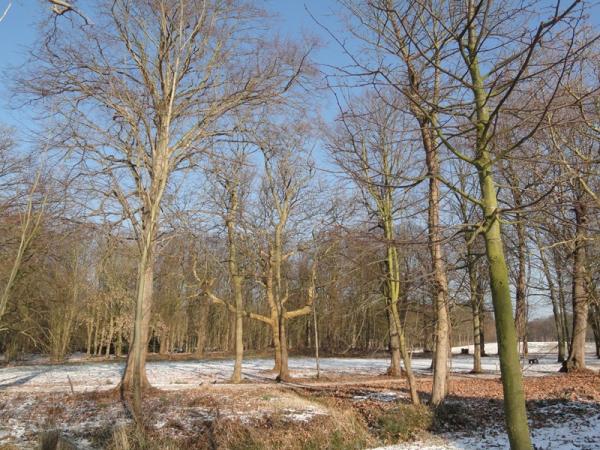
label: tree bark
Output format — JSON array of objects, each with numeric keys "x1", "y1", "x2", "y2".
[
  {"x1": 121, "y1": 242, "x2": 154, "y2": 397},
  {"x1": 563, "y1": 194, "x2": 588, "y2": 371},
  {"x1": 479, "y1": 166, "x2": 531, "y2": 449},
  {"x1": 590, "y1": 302, "x2": 600, "y2": 358},
  {"x1": 383, "y1": 220, "x2": 420, "y2": 404},
  {"x1": 468, "y1": 260, "x2": 483, "y2": 373},
  {"x1": 514, "y1": 207, "x2": 529, "y2": 357},
  {"x1": 279, "y1": 316, "x2": 290, "y2": 381},
  {"x1": 105, "y1": 316, "x2": 114, "y2": 358},
  {"x1": 386, "y1": 301, "x2": 402, "y2": 377},
  {"x1": 467, "y1": 4, "x2": 532, "y2": 441},
  {"x1": 231, "y1": 271, "x2": 244, "y2": 383},
  {"x1": 424, "y1": 126, "x2": 450, "y2": 406}
]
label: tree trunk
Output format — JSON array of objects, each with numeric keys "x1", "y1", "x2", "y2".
[
  {"x1": 159, "y1": 331, "x2": 168, "y2": 355},
  {"x1": 231, "y1": 273, "x2": 244, "y2": 383},
  {"x1": 279, "y1": 317, "x2": 290, "y2": 381},
  {"x1": 271, "y1": 314, "x2": 282, "y2": 373},
  {"x1": 86, "y1": 317, "x2": 94, "y2": 357},
  {"x1": 105, "y1": 316, "x2": 114, "y2": 358},
  {"x1": 514, "y1": 213, "x2": 528, "y2": 357},
  {"x1": 423, "y1": 126, "x2": 450, "y2": 406},
  {"x1": 92, "y1": 311, "x2": 100, "y2": 357},
  {"x1": 313, "y1": 302, "x2": 320, "y2": 378},
  {"x1": 479, "y1": 165, "x2": 532, "y2": 449},
  {"x1": 563, "y1": 196, "x2": 588, "y2": 371},
  {"x1": 116, "y1": 328, "x2": 122, "y2": 357},
  {"x1": 391, "y1": 300, "x2": 420, "y2": 404},
  {"x1": 469, "y1": 262, "x2": 482, "y2": 373},
  {"x1": 121, "y1": 247, "x2": 154, "y2": 396},
  {"x1": 383, "y1": 221, "x2": 420, "y2": 404},
  {"x1": 479, "y1": 304, "x2": 487, "y2": 357},
  {"x1": 554, "y1": 255, "x2": 571, "y2": 349},
  {"x1": 590, "y1": 303, "x2": 600, "y2": 358},
  {"x1": 386, "y1": 300, "x2": 402, "y2": 377},
  {"x1": 194, "y1": 300, "x2": 209, "y2": 358},
  {"x1": 468, "y1": 11, "x2": 532, "y2": 441}
]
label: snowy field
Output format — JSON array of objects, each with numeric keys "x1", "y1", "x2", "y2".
[
  {"x1": 0, "y1": 342, "x2": 598, "y2": 449},
  {"x1": 0, "y1": 342, "x2": 598, "y2": 393}
]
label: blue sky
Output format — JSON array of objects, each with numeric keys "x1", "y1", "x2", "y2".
[
  {"x1": 1, "y1": 1, "x2": 597, "y2": 321},
  {"x1": 0, "y1": 0, "x2": 348, "y2": 132}
]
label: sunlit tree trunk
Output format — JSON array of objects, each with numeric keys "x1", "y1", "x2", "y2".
[
  {"x1": 563, "y1": 192, "x2": 588, "y2": 371},
  {"x1": 468, "y1": 11, "x2": 532, "y2": 445},
  {"x1": 425, "y1": 127, "x2": 450, "y2": 405}
]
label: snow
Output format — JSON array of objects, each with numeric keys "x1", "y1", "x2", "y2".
[
  {"x1": 373, "y1": 401, "x2": 600, "y2": 449},
  {"x1": 1, "y1": 342, "x2": 597, "y2": 393},
  {"x1": 0, "y1": 344, "x2": 598, "y2": 449}
]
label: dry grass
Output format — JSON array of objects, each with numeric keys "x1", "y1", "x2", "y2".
[{"x1": 2, "y1": 372, "x2": 599, "y2": 449}]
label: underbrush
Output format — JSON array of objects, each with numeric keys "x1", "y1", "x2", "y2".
[
  {"x1": 371, "y1": 404, "x2": 433, "y2": 443},
  {"x1": 209, "y1": 412, "x2": 370, "y2": 450},
  {"x1": 84, "y1": 409, "x2": 371, "y2": 450},
  {"x1": 13, "y1": 390, "x2": 473, "y2": 449}
]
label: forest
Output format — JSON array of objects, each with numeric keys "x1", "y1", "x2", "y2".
[{"x1": 0, "y1": 1, "x2": 599, "y2": 450}]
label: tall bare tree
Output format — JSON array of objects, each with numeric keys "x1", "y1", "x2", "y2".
[
  {"x1": 197, "y1": 140, "x2": 254, "y2": 383},
  {"x1": 335, "y1": 1, "x2": 587, "y2": 448},
  {"x1": 328, "y1": 91, "x2": 421, "y2": 404},
  {"x1": 248, "y1": 118, "x2": 318, "y2": 381},
  {"x1": 20, "y1": 0, "x2": 309, "y2": 407}
]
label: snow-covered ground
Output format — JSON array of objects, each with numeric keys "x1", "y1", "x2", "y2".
[
  {"x1": 0, "y1": 342, "x2": 597, "y2": 393},
  {"x1": 374, "y1": 401, "x2": 600, "y2": 450}
]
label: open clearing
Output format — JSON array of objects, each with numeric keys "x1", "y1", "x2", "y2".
[{"x1": 1, "y1": 343, "x2": 599, "y2": 449}]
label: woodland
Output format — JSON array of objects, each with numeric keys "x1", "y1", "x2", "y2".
[{"x1": 0, "y1": 1, "x2": 599, "y2": 450}]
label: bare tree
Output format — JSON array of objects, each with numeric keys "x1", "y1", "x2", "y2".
[
  {"x1": 247, "y1": 117, "x2": 319, "y2": 381},
  {"x1": 547, "y1": 78, "x2": 600, "y2": 370},
  {"x1": 20, "y1": 0, "x2": 309, "y2": 410},
  {"x1": 332, "y1": 1, "x2": 587, "y2": 448},
  {"x1": 196, "y1": 140, "x2": 254, "y2": 383},
  {"x1": 337, "y1": 0, "x2": 452, "y2": 405},
  {"x1": 327, "y1": 91, "x2": 421, "y2": 404},
  {"x1": 0, "y1": 174, "x2": 45, "y2": 330}
]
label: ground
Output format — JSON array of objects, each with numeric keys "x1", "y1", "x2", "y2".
[{"x1": 0, "y1": 343, "x2": 599, "y2": 449}]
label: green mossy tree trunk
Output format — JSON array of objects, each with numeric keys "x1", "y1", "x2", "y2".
[{"x1": 467, "y1": 7, "x2": 532, "y2": 446}]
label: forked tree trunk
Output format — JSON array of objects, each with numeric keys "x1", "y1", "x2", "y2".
[
  {"x1": 383, "y1": 221, "x2": 419, "y2": 404},
  {"x1": 469, "y1": 10, "x2": 532, "y2": 442},
  {"x1": 390, "y1": 300, "x2": 420, "y2": 404},
  {"x1": 554, "y1": 256, "x2": 571, "y2": 349}
]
